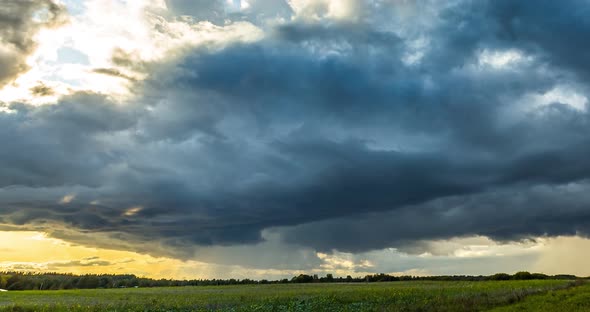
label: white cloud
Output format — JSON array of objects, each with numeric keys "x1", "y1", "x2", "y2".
[
  {"x1": 317, "y1": 251, "x2": 374, "y2": 272},
  {"x1": 478, "y1": 49, "x2": 527, "y2": 69},
  {"x1": 288, "y1": 0, "x2": 362, "y2": 21},
  {"x1": 536, "y1": 86, "x2": 588, "y2": 111},
  {"x1": 514, "y1": 85, "x2": 589, "y2": 113},
  {"x1": 0, "y1": 0, "x2": 264, "y2": 104},
  {"x1": 402, "y1": 36, "x2": 429, "y2": 66},
  {"x1": 123, "y1": 206, "x2": 143, "y2": 217},
  {"x1": 59, "y1": 194, "x2": 75, "y2": 204}
]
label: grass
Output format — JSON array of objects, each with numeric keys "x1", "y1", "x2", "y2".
[
  {"x1": 0, "y1": 280, "x2": 581, "y2": 312},
  {"x1": 489, "y1": 280, "x2": 590, "y2": 311}
]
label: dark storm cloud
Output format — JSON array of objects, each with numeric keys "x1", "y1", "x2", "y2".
[
  {"x1": 2, "y1": 0, "x2": 590, "y2": 260},
  {"x1": 0, "y1": 0, "x2": 67, "y2": 88},
  {"x1": 487, "y1": 0, "x2": 590, "y2": 80},
  {"x1": 0, "y1": 92, "x2": 138, "y2": 187},
  {"x1": 278, "y1": 181, "x2": 590, "y2": 253}
]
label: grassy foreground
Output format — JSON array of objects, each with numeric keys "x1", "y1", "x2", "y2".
[
  {"x1": 490, "y1": 280, "x2": 590, "y2": 311},
  {"x1": 0, "y1": 280, "x2": 581, "y2": 312}
]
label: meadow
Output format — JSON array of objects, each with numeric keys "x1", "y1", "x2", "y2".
[{"x1": 0, "y1": 280, "x2": 584, "y2": 312}]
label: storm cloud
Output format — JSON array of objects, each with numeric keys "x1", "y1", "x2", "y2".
[{"x1": 1, "y1": 0, "x2": 590, "y2": 267}]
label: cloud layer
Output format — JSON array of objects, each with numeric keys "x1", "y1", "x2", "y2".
[
  {"x1": 0, "y1": 0, "x2": 67, "y2": 88},
  {"x1": 1, "y1": 0, "x2": 590, "y2": 271}
]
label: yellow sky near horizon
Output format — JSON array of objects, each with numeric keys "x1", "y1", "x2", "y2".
[
  {"x1": 0, "y1": 231, "x2": 322, "y2": 280},
  {"x1": 0, "y1": 231, "x2": 202, "y2": 279},
  {"x1": 2, "y1": 230, "x2": 590, "y2": 280}
]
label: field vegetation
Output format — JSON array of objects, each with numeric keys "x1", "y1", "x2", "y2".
[
  {"x1": 0, "y1": 279, "x2": 584, "y2": 312},
  {"x1": 490, "y1": 281, "x2": 590, "y2": 311},
  {"x1": 0, "y1": 271, "x2": 577, "y2": 290}
]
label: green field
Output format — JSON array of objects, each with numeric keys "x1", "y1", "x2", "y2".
[
  {"x1": 490, "y1": 281, "x2": 590, "y2": 312},
  {"x1": 0, "y1": 280, "x2": 584, "y2": 312}
]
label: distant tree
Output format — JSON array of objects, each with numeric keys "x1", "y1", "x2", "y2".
[
  {"x1": 489, "y1": 273, "x2": 511, "y2": 281},
  {"x1": 6, "y1": 275, "x2": 23, "y2": 290},
  {"x1": 326, "y1": 274, "x2": 334, "y2": 282},
  {"x1": 291, "y1": 274, "x2": 314, "y2": 283},
  {"x1": 530, "y1": 273, "x2": 548, "y2": 280},
  {"x1": 0, "y1": 275, "x2": 7, "y2": 289},
  {"x1": 553, "y1": 274, "x2": 577, "y2": 280},
  {"x1": 0, "y1": 270, "x2": 580, "y2": 291},
  {"x1": 512, "y1": 271, "x2": 533, "y2": 280},
  {"x1": 77, "y1": 275, "x2": 100, "y2": 289}
]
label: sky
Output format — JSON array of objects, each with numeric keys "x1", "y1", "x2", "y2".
[{"x1": 1, "y1": 0, "x2": 590, "y2": 280}]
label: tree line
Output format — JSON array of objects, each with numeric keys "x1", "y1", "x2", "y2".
[{"x1": 0, "y1": 271, "x2": 581, "y2": 291}]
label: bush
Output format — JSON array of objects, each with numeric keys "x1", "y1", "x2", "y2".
[
  {"x1": 490, "y1": 273, "x2": 511, "y2": 281},
  {"x1": 513, "y1": 271, "x2": 533, "y2": 280}
]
